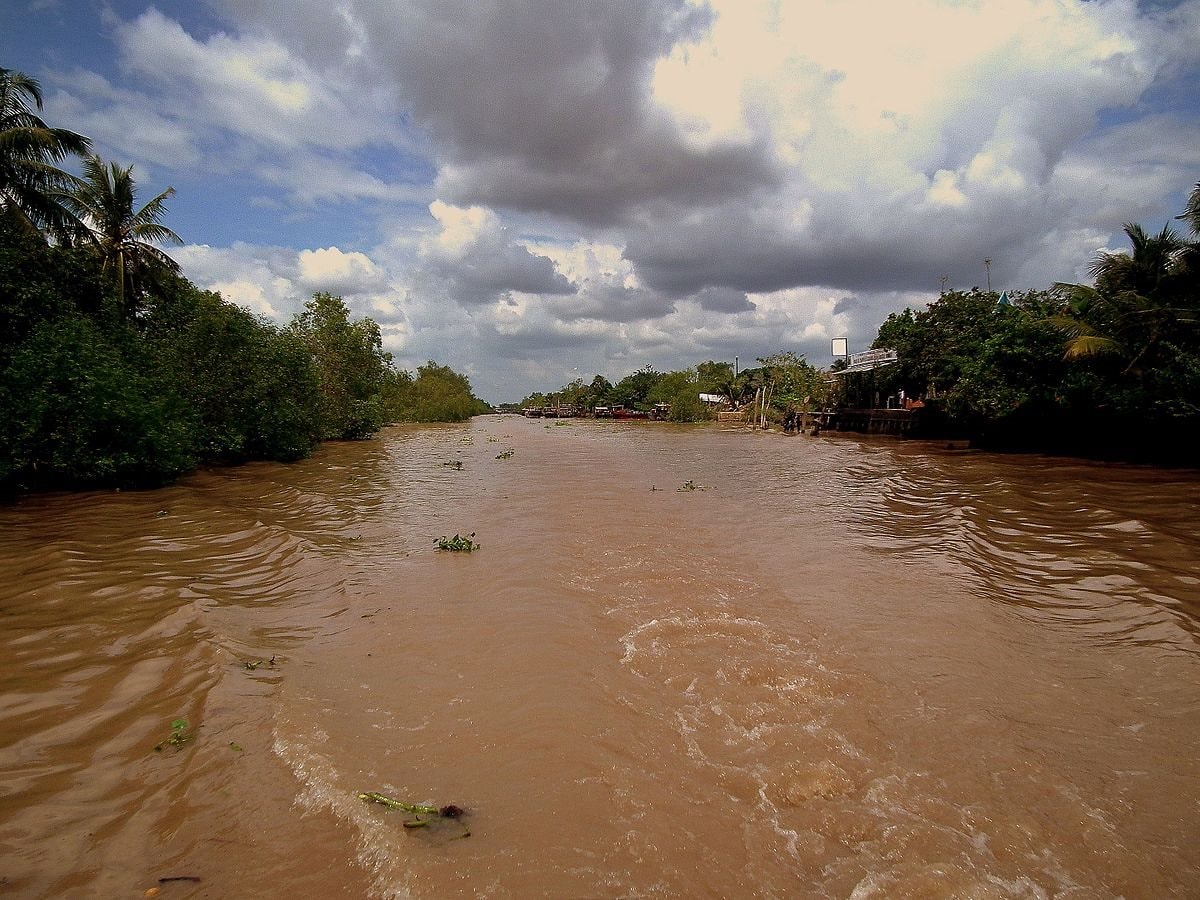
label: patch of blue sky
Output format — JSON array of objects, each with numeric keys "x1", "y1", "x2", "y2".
[{"x1": 357, "y1": 142, "x2": 438, "y2": 187}]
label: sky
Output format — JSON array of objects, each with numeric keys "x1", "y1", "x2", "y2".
[{"x1": 4, "y1": 0, "x2": 1199, "y2": 402}]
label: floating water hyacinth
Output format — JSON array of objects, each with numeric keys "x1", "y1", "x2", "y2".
[
  {"x1": 435, "y1": 533, "x2": 479, "y2": 552},
  {"x1": 154, "y1": 718, "x2": 192, "y2": 752}
]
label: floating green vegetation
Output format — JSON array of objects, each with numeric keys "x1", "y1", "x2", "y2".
[
  {"x1": 435, "y1": 533, "x2": 479, "y2": 552},
  {"x1": 440, "y1": 460, "x2": 463, "y2": 470},
  {"x1": 243, "y1": 655, "x2": 277, "y2": 671},
  {"x1": 154, "y1": 718, "x2": 193, "y2": 752},
  {"x1": 229, "y1": 741, "x2": 243, "y2": 752},
  {"x1": 358, "y1": 791, "x2": 470, "y2": 837},
  {"x1": 678, "y1": 480, "x2": 706, "y2": 491},
  {"x1": 495, "y1": 449, "x2": 515, "y2": 459}
]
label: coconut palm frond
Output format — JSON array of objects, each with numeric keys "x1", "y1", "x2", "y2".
[
  {"x1": 1051, "y1": 282, "x2": 1104, "y2": 316},
  {"x1": 1045, "y1": 315, "x2": 1092, "y2": 339},
  {"x1": 1179, "y1": 182, "x2": 1200, "y2": 238},
  {"x1": 0, "y1": 69, "x2": 91, "y2": 238},
  {"x1": 1064, "y1": 334, "x2": 1124, "y2": 360}
]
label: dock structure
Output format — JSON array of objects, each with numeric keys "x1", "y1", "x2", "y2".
[{"x1": 824, "y1": 407, "x2": 923, "y2": 437}]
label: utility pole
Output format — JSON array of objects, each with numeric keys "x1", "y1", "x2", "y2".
[{"x1": 984, "y1": 258, "x2": 992, "y2": 292}]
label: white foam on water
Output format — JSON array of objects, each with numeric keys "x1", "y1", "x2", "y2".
[{"x1": 273, "y1": 721, "x2": 416, "y2": 900}]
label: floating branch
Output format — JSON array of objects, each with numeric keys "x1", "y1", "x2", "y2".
[
  {"x1": 358, "y1": 792, "x2": 439, "y2": 814},
  {"x1": 440, "y1": 460, "x2": 464, "y2": 470},
  {"x1": 495, "y1": 449, "x2": 515, "y2": 459},
  {"x1": 678, "y1": 480, "x2": 706, "y2": 491},
  {"x1": 358, "y1": 792, "x2": 469, "y2": 837}
]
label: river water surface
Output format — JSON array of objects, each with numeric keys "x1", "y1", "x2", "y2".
[{"x1": 2, "y1": 417, "x2": 1199, "y2": 898}]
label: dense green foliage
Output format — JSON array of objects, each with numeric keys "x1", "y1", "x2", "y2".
[
  {"x1": 520, "y1": 364, "x2": 710, "y2": 420},
  {"x1": 517, "y1": 353, "x2": 827, "y2": 425},
  {"x1": 0, "y1": 66, "x2": 488, "y2": 494},
  {"x1": 0, "y1": 213, "x2": 487, "y2": 492},
  {"x1": 289, "y1": 292, "x2": 390, "y2": 440},
  {"x1": 383, "y1": 362, "x2": 491, "y2": 423},
  {"x1": 868, "y1": 289, "x2": 1066, "y2": 437},
  {"x1": 146, "y1": 287, "x2": 323, "y2": 463},
  {"x1": 865, "y1": 185, "x2": 1200, "y2": 460},
  {"x1": 1, "y1": 313, "x2": 196, "y2": 488}
]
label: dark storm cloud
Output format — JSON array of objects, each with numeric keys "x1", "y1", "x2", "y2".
[
  {"x1": 427, "y1": 234, "x2": 574, "y2": 305},
  {"x1": 354, "y1": 0, "x2": 778, "y2": 225},
  {"x1": 205, "y1": 0, "x2": 370, "y2": 68},
  {"x1": 692, "y1": 286, "x2": 755, "y2": 313},
  {"x1": 548, "y1": 280, "x2": 675, "y2": 323},
  {"x1": 436, "y1": 138, "x2": 777, "y2": 228},
  {"x1": 831, "y1": 295, "x2": 861, "y2": 316},
  {"x1": 624, "y1": 189, "x2": 1062, "y2": 297}
]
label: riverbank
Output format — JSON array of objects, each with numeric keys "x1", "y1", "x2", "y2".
[{"x1": 816, "y1": 403, "x2": 1199, "y2": 467}]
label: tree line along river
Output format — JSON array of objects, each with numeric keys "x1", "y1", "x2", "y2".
[{"x1": 1, "y1": 416, "x2": 1198, "y2": 898}]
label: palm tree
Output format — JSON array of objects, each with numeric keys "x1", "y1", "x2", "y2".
[
  {"x1": 1180, "y1": 182, "x2": 1200, "y2": 237},
  {"x1": 1050, "y1": 284, "x2": 1129, "y2": 362},
  {"x1": 1173, "y1": 182, "x2": 1200, "y2": 294},
  {"x1": 0, "y1": 67, "x2": 91, "y2": 239},
  {"x1": 58, "y1": 154, "x2": 182, "y2": 317},
  {"x1": 1087, "y1": 222, "x2": 1186, "y2": 301},
  {"x1": 1053, "y1": 218, "x2": 1198, "y2": 374}
]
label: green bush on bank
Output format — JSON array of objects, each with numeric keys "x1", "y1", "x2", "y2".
[
  {"x1": 383, "y1": 362, "x2": 491, "y2": 423},
  {"x1": 0, "y1": 314, "x2": 196, "y2": 489},
  {"x1": 146, "y1": 286, "x2": 324, "y2": 462},
  {"x1": 0, "y1": 222, "x2": 486, "y2": 494}
]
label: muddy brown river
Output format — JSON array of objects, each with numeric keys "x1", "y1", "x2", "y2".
[{"x1": 2, "y1": 417, "x2": 1199, "y2": 898}]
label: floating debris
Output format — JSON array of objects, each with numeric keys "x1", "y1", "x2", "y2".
[
  {"x1": 435, "y1": 533, "x2": 479, "y2": 552},
  {"x1": 358, "y1": 792, "x2": 470, "y2": 837},
  {"x1": 154, "y1": 719, "x2": 192, "y2": 753}
]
